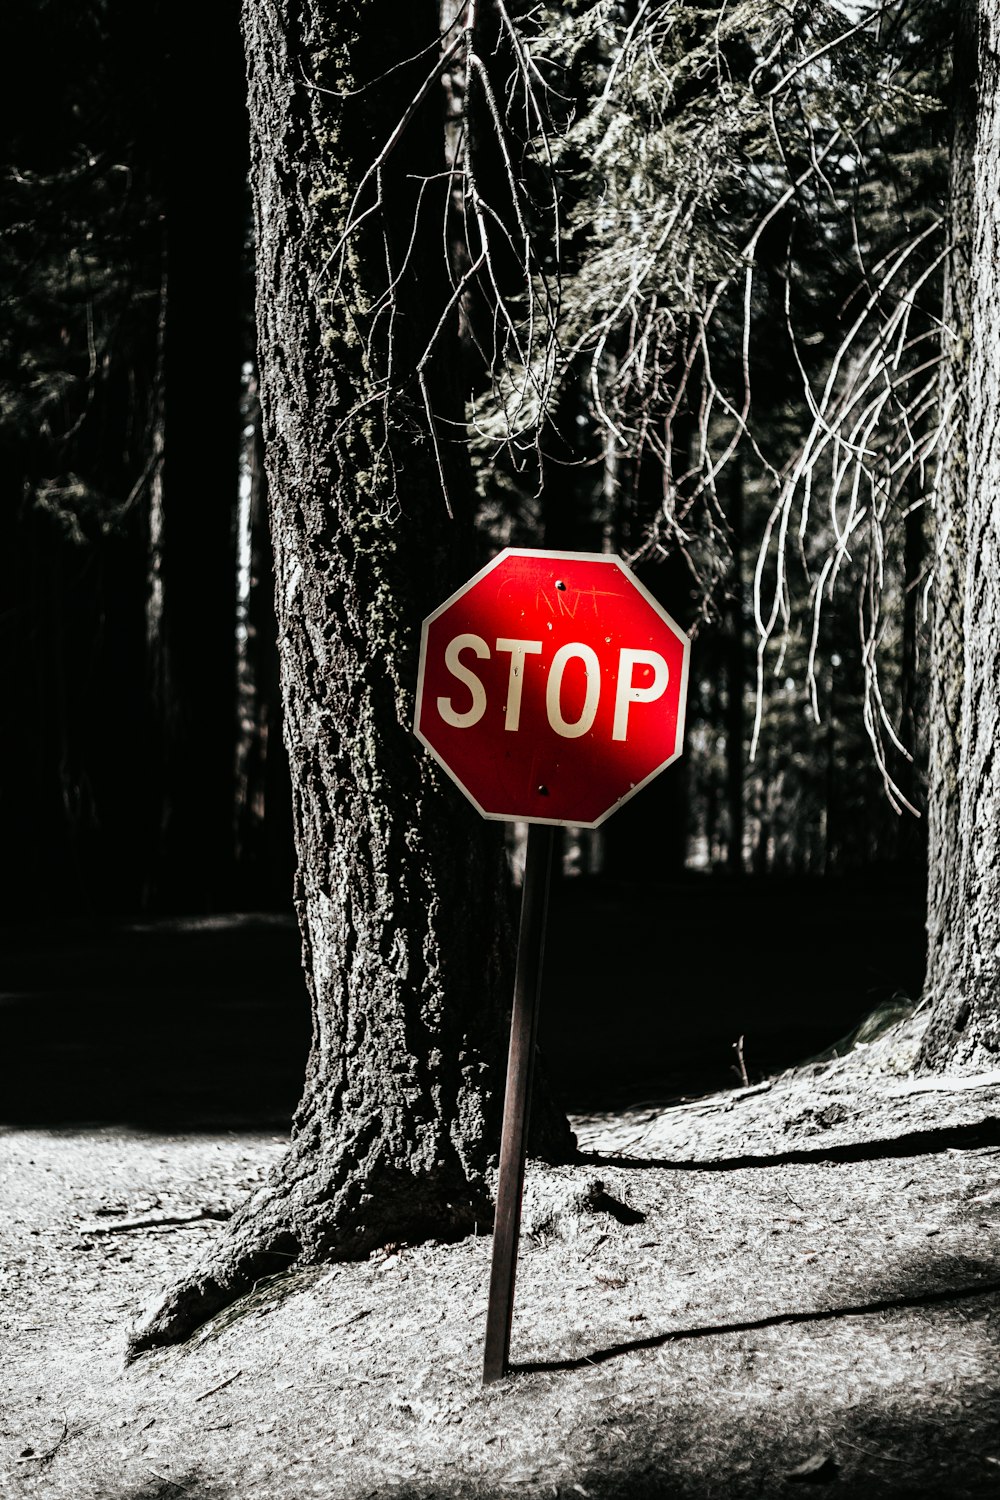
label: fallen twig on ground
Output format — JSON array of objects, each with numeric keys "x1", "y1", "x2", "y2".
[
  {"x1": 78, "y1": 1208, "x2": 231, "y2": 1236},
  {"x1": 16, "y1": 1418, "x2": 69, "y2": 1466},
  {"x1": 195, "y1": 1370, "x2": 243, "y2": 1402}
]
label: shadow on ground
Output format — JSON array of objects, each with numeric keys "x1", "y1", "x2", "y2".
[
  {"x1": 516, "y1": 1259, "x2": 1000, "y2": 1375},
  {"x1": 0, "y1": 914, "x2": 310, "y2": 1129},
  {"x1": 0, "y1": 868, "x2": 925, "y2": 1130},
  {"x1": 541, "y1": 868, "x2": 926, "y2": 1110}
]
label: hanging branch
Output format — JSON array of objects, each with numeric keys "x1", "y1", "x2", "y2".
[{"x1": 306, "y1": 0, "x2": 946, "y2": 808}]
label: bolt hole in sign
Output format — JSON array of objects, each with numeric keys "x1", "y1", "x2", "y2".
[{"x1": 414, "y1": 549, "x2": 690, "y2": 827}]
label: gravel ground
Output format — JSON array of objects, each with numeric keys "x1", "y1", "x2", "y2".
[{"x1": 2, "y1": 1070, "x2": 998, "y2": 1500}]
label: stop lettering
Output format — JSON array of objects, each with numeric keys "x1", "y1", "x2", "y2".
[{"x1": 414, "y1": 549, "x2": 690, "y2": 827}]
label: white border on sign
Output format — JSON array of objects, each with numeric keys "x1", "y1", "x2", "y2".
[{"x1": 412, "y1": 547, "x2": 691, "y2": 829}]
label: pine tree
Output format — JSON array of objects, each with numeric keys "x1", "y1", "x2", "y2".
[
  {"x1": 128, "y1": 0, "x2": 572, "y2": 1357},
  {"x1": 919, "y1": 0, "x2": 1000, "y2": 1069}
]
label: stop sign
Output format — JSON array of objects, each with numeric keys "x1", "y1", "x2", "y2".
[{"x1": 414, "y1": 549, "x2": 690, "y2": 827}]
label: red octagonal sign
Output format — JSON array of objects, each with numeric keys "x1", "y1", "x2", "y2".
[{"x1": 414, "y1": 549, "x2": 690, "y2": 827}]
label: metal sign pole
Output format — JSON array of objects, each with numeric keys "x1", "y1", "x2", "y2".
[{"x1": 482, "y1": 821, "x2": 555, "y2": 1385}]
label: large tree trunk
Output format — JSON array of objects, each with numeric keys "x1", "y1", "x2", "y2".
[
  {"x1": 920, "y1": 0, "x2": 1000, "y2": 1069},
  {"x1": 129, "y1": 0, "x2": 572, "y2": 1359}
]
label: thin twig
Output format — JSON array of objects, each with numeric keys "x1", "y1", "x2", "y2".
[
  {"x1": 731, "y1": 1035, "x2": 750, "y2": 1090},
  {"x1": 16, "y1": 1419, "x2": 69, "y2": 1466},
  {"x1": 194, "y1": 1370, "x2": 243, "y2": 1402},
  {"x1": 78, "y1": 1208, "x2": 230, "y2": 1236}
]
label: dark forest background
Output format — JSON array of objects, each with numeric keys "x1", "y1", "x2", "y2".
[{"x1": 1, "y1": 0, "x2": 941, "y2": 1113}]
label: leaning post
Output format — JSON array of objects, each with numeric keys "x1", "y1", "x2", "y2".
[
  {"x1": 482, "y1": 821, "x2": 554, "y2": 1383},
  {"x1": 413, "y1": 548, "x2": 690, "y2": 1383}
]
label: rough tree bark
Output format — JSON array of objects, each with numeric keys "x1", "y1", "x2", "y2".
[
  {"x1": 920, "y1": 0, "x2": 1000, "y2": 1069},
  {"x1": 922, "y1": 0, "x2": 974, "y2": 1027},
  {"x1": 128, "y1": 0, "x2": 572, "y2": 1359}
]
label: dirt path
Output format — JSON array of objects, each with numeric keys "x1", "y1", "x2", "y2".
[{"x1": 2, "y1": 1062, "x2": 998, "y2": 1499}]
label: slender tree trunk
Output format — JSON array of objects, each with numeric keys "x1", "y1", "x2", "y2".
[
  {"x1": 153, "y1": 3, "x2": 246, "y2": 910},
  {"x1": 753, "y1": 742, "x2": 771, "y2": 875},
  {"x1": 143, "y1": 256, "x2": 170, "y2": 908},
  {"x1": 235, "y1": 366, "x2": 295, "y2": 908},
  {"x1": 601, "y1": 439, "x2": 691, "y2": 880},
  {"x1": 725, "y1": 456, "x2": 745, "y2": 875},
  {"x1": 825, "y1": 666, "x2": 837, "y2": 875},
  {"x1": 129, "y1": 0, "x2": 572, "y2": 1359},
  {"x1": 921, "y1": 0, "x2": 1000, "y2": 1068},
  {"x1": 897, "y1": 472, "x2": 926, "y2": 859},
  {"x1": 922, "y1": 1, "x2": 974, "y2": 1018}
]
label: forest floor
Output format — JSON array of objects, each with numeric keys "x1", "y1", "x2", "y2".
[{"x1": 2, "y1": 896, "x2": 999, "y2": 1499}]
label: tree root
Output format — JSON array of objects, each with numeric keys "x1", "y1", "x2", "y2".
[
  {"x1": 125, "y1": 1058, "x2": 576, "y2": 1362},
  {"x1": 126, "y1": 1217, "x2": 303, "y2": 1361},
  {"x1": 125, "y1": 1144, "x2": 503, "y2": 1361}
]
